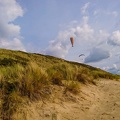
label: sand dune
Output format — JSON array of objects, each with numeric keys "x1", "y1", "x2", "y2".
[{"x1": 15, "y1": 79, "x2": 120, "y2": 120}]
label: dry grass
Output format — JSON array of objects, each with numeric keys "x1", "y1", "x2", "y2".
[
  {"x1": 0, "y1": 62, "x2": 50, "y2": 119},
  {"x1": 0, "y1": 48, "x2": 120, "y2": 120},
  {"x1": 64, "y1": 81, "x2": 80, "y2": 94}
]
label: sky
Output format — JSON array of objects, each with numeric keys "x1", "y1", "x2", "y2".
[{"x1": 0, "y1": 0, "x2": 120, "y2": 74}]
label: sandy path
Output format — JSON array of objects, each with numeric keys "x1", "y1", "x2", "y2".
[
  {"x1": 87, "y1": 80, "x2": 120, "y2": 120},
  {"x1": 15, "y1": 79, "x2": 120, "y2": 120},
  {"x1": 56, "y1": 79, "x2": 120, "y2": 120}
]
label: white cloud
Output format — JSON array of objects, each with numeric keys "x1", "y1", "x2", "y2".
[
  {"x1": 0, "y1": 38, "x2": 25, "y2": 51},
  {"x1": 0, "y1": 0, "x2": 23, "y2": 21},
  {"x1": 44, "y1": 15, "x2": 112, "y2": 60},
  {"x1": 107, "y1": 30, "x2": 120, "y2": 46},
  {"x1": 74, "y1": 17, "x2": 94, "y2": 42},
  {"x1": 93, "y1": 9, "x2": 118, "y2": 19},
  {"x1": 103, "y1": 64, "x2": 120, "y2": 74},
  {"x1": 81, "y1": 2, "x2": 90, "y2": 14},
  {"x1": 0, "y1": 0, "x2": 25, "y2": 51},
  {"x1": 45, "y1": 16, "x2": 95, "y2": 58},
  {"x1": 84, "y1": 48, "x2": 111, "y2": 63},
  {"x1": 45, "y1": 30, "x2": 72, "y2": 58}
]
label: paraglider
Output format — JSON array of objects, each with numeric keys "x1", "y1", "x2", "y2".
[
  {"x1": 79, "y1": 54, "x2": 85, "y2": 57},
  {"x1": 79, "y1": 54, "x2": 85, "y2": 61},
  {"x1": 70, "y1": 37, "x2": 74, "y2": 47}
]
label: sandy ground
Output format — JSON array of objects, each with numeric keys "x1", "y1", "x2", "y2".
[{"x1": 15, "y1": 79, "x2": 120, "y2": 120}]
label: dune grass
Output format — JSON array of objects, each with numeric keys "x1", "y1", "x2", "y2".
[{"x1": 0, "y1": 48, "x2": 120, "y2": 120}]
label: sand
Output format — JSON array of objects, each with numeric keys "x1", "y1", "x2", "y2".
[{"x1": 15, "y1": 79, "x2": 120, "y2": 120}]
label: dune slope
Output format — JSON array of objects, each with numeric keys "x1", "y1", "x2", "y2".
[{"x1": 14, "y1": 79, "x2": 120, "y2": 120}]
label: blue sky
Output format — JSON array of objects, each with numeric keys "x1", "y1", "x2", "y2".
[{"x1": 0, "y1": 0, "x2": 120, "y2": 74}]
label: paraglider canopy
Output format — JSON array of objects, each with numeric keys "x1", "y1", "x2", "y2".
[
  {"x1": 70, "y1": 37, "x2": 74, "y2": 47},
  {"x1": 79, "y1": 54, "x2": 85, "y2": 61},
  {"x1": 79, "y1": 54, "x2": 85, "y2": 57}
]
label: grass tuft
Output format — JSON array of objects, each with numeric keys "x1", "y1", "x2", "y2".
[{"x1": 64, "y1": 81, "x2": 80, "y2": 94}]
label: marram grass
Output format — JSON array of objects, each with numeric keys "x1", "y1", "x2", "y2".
[{"x1": 0, "y1": 48, "x2": 120, "y2": 120}]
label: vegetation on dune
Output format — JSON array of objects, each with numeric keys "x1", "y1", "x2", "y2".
[{"x1": 0, "y1": 48, "x2": 120, "y2": 120}]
